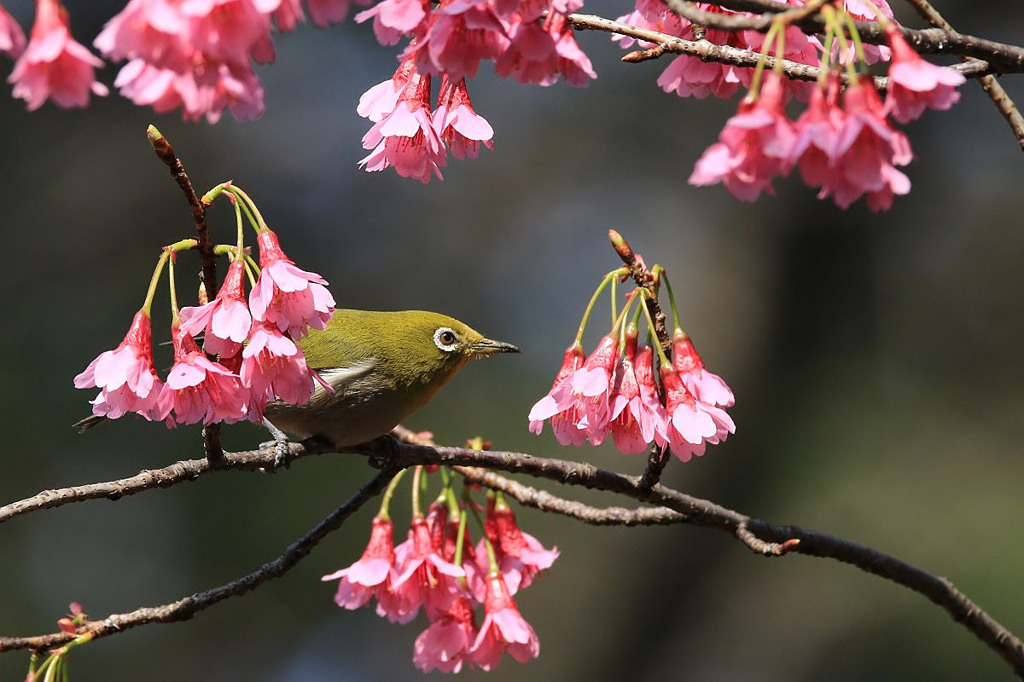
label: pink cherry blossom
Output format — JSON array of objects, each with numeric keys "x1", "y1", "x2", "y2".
[
  {"x1": 672, "y1": 330, "x2": 734, "y2": 408},
  {"x1": 308, "y1": 0, "x2": 366, "y2": 26},
  {"x1": 414, "y1": 595, "x2": 478, "y2": 673},
  {"x1": 179, "y1": 259, "x2": 252, "y2": 358},
  {"x1": 840, "y1": 0, "x2": 894, "y2": 64},
  {"x1": 790, "y1": 75, "x2": 845, "y2": 191},
  {"x1": 94, "y1": 0, "x2": 275, "y2": 122},
  {"x1": 496, "y1": 11, "x2": 595, "y2": 87},
  {"x1": 403, "y1": 0, "x2": 506, "y2": 81},
  {"x1": 824, "y1": 75, "x2": 912, "y2": 211},
  {"x1": 609, "y1": 331, "x2": 665, "y2": 454},
  {"x1": 392, "y1": 516, "x2": 466, "y2": 620},
  {"x1": 321, "y1": 516, "x2": 408, "y2": 622},
  {"x1": 249, "y1": 228, "x2": 335, "y2": 338},
  {"x1": 884, "y1": 24, "x2": 965, "y2": 123},
  {"x1": 689, "y1": 71, "x2": 796, "y2": 201},
  {"x1": 528, "y1": 343, "x2": 587, "y2": 446},
  {"x1": 470, "y1": 571, "x2": 540, "y2": 670},
  {"x1": 433, "y1": 76, "x2": 494, "y2": 160},
  {"x1": 0, "y1": 3, "x2": 26, "y2": 58},
  {"x1": 9, "y1": 0, "x2": 108, "y2": 111},
  {"x1": 356, "y1": 56, "x2": 416, "y2": 122},
  {"x1": 568, "y1": 333, "x2": 619, "y2": 445},
  {"x1": 354, "y1": 0, "x2": 429, "y2": 46},
  {"x1": 74, "y1": 310, "x2": 171, "y2": 423},
  {"x1": 479, "y1": 494, "x2": 558, "y2": 595},
  {"x1": 165, "y1": 324, "x2": 249, "y2": 425},
  {"x1": 655, "y1": 364, "x2": 734, "y2": 462},
  {"x1": 272, "y1": 0, "x2": 304, "y2": 31},
  {"x1": 240, "y1": 320, "x2": 319, "y2": 418},
  {"x1": 360, "y1": 67, "x2": 447, "y2": 182}
]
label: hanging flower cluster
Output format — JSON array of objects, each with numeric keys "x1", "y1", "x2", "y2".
[
  {"x1": 74, "y1": 182, "x2": 335, "y2": 427},
  {"x1": 528, "y1": 259, "x2": 735, "y2": 462},
  {"x1": 0, "y1": 0, "x2": 354, "y2": 120},
  {"x1": 323, "y1": 462, "x2": 557, "y2": 673},
  {"x1": 613, "y1": 0, "x2": 964, "y2": 211},
  {"x1": 353, "y1": 0, "x2": 595, "y2": 181}
]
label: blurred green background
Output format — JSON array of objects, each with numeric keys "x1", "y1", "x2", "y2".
[{"x1": 1, "y1": 0, "x2": 1023, "y2": 679}]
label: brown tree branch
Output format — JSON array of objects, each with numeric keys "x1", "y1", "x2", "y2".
[
  {"x1": 658, "y1": 0, "x2": 1024, "y2": 70},
  {"x1": 569, "y1": 12, "x2": 994, "y2": 91},
  {"x1": 0, "y1": 467, "x2": 396, "y2": 653},
  {"x1": 901, "y1": 0, "x2": 1024, "y2": 151},
  {"x1": 2, "y1": 438, "x2": 1021, "y2": 673},
  {"x1": 145, "y1": 125, "x2": 224, "y2": 465}
]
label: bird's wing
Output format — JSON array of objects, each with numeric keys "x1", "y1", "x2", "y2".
[{"x1": 315, "y1": 359, "x2": 377, "y2": 392}]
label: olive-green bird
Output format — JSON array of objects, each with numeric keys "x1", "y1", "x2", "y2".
[{"x1": 262, "y1": 309, "x2": 519, "y2": 448}]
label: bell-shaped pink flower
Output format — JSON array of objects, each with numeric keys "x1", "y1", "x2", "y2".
[
  {"x1": 470, "y1": 571, "x2": 540, "y2": 670},
  {"x1": 240, "y1": 320, "x2": 319, "y2": 418},
  {"x1": 0, "y1": 3, "x2": 26, "y2": 58},
  {"x1": 496, "y1": 11, "x2": 595, "y2": 87},
  {"x1": 432, "y1": 76, "x2": 494, "y2": 160},
  {"x1": 249, "y1": 228, "x2": 335, "y2": 339},
  {"x1": 165, "y1": 324, "x2": 249, "y2": 425},
  {"x1": 884, "y1": 25, "x2": 965, "y2": 123},
  {"x1": 403, "y1": 0, "x2": 507, "y2": 81},
  {"x1": 9, "y1": 0, "x2": 108, "y2": 111},
  {"x1": 478, "y1": 494, "x2": 558, "y2": 595},
  {"x1": 354, "y1": 0, "x2": 429, "y2": 45},
  {"x1": 392, "y1": 516, "x2": 466, "y2": 621},
  {"x1": 528, "y1": 343, "x2": 587, "y2": 446},
  {"x1": 322, "y1": 516, "x2": 408, "y2": 622},
  {"x1": 655, "y1": 364, "x2": 734, "y2": 462},
  {"x1": 569, "y1": 333, "x2": 619, "y2": 446},
  {"x1": 609, "y1": 331, "x2": 665, "y2": 454},
  {"x1": 840, "y1": 0, "x2": 895, "y2": 64},
  {"x1": 672, "y1": 330, "x2": 734, "y2": 408},
  {"x1": 791, "y1": 74, "x2": 845, "y2": 191},
  {"x1": 359, "y1": 67, "x2": 447, "y2": 183},
  {"x1": 826, "y1": 75, "x2": 912, "y2": 211},
  {"x1": 179, "y1": 259, "x2": 253, "y2": 359},
  {"x1": 74, "y1": 310, "x2": 171, "y2": 423},
  {"x1": 94, "y1": 0, "x2": 274, "y2": 122},
  {"x1": 689, "y1": 71, "x2": 796, "y2": 201},
  {"x1": 414, "y1": 595, "x2": 478, "y2": 673},
  {"x1": 357, "y1": 55, "x2": 416, "y2": 122}
]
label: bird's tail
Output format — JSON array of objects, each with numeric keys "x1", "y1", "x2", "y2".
[{"x1": 72, "y1": 414, "x2": 107, "y2": 433}]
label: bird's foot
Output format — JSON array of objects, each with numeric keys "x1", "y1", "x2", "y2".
[
  {"x1": 362, "y1": 434, "x2": 401, "y2": 469},
  {"x1": 258, "y1": 437, "x2": 294, "y2": 471}
]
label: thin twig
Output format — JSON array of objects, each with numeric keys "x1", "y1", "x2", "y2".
[
  {"x1": 145, "y1": 126, "x2": 224, "y2": 466},
  {"x1": 0, "y1": 468, "x2": 397, "y2": 653},
  {"x1": 455, "y1": 465, "x2": 689, "y2": 526},
  {"x1": 608, "y1": 229, "x2": 669, "y2": 351},
  {"x1": 901, "y1": 0, "x2": 1024, "y2": 151},
  {"x1": 0, "y1": 441, "x2": 333, "y2": 526}
]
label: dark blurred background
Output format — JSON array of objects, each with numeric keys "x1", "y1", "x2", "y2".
[{"x1": 1, "y1": 0, "x2": 1023, "y2": 679}]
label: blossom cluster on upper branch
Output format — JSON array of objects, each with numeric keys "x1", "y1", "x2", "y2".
[{"x1": 0, "y1": 0, "x2": 978, "y2": 208}]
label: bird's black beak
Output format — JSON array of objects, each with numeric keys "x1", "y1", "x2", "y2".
[{"x1": 469, "y1": 337, "x2": 520, "y2": 356}]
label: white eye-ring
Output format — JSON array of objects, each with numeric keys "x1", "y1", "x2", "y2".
[{"x1": 434, "y1": 327, "x2": 459, "y2": 352}]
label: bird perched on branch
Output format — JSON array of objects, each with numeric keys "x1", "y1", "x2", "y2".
[{"x1": 262, "y1": 309, "x2": 519, "y2": 449}]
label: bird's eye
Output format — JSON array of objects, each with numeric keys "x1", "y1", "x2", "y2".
[{"x1": 434, "y1": 327, "x2": 459, "y2": 352}]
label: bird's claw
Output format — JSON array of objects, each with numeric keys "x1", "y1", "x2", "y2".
[{"x1": 258, "y1": 438, "x2": 294, "y2": 471}]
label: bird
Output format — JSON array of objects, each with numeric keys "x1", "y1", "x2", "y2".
[{"x1": 262, "y1": 309, "x2": 519, "y2": 449}]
